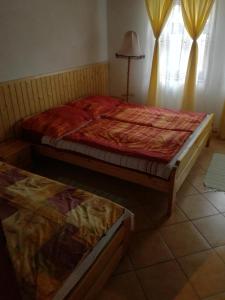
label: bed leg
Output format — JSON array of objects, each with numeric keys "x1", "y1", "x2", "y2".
[
  {"x1": 167, "y1": 168, "x2": 176, "y2": 217},
  {"x1": 206, "y1": 136, "x2": 211, "y2": 147},
  {"x1": 167, "y1": 189, "x2": 176, "y2": 217}
]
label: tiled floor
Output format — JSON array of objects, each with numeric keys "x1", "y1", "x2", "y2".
[
  {"x1": 34, "y1": 137, "x2": 225, "y2": 300},
  {"x1": 98, "y1": 137, "x2": 225, "y2": 300}
]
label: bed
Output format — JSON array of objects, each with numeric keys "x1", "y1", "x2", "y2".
[
  {"x1": 21, "y1": 96, "x2": 214, "y2": 216},
  {"x1": 0, "y1": 162, "x2": 133, "y2": 300}
]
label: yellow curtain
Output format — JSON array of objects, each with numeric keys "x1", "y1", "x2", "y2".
[
  {"x1": 181, "y1": 0, "x2": 214, "y2": 111},
  {"x1": 145, "y1": 0, "x2": 173, "y2": 106},
  {"x1": 219, "y1": 101, "x2": 225, "y2": 139}
]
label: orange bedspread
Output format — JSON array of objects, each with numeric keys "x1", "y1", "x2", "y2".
[
  {"x1": 63, "y1": 119, "x2": 191, "y2": 162},
  {"x1": 21, "y1": 96, "x2": 207, "y2": 163},
  {"x1": 105, "y1": 103, "x2": 206, "y2": 132}
]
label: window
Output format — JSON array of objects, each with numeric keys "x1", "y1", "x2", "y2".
[{"x1": 159, "y1": 0, "x2": 215, "y2": 89}]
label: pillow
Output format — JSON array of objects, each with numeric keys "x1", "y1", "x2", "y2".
[
  {"x1": 22, "y1": 105, "x2": 91, "y2": 138},
  {"x1": 67, "y1": 96, "x2": 122, "y2": 118}
]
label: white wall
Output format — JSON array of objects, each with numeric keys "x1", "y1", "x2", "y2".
[
  {"x1": 108, "y1": 0, "x2": 154, "y2": 104},
  {"x1": 0, "y1": 0, "x2": 108, "y2": 82}
]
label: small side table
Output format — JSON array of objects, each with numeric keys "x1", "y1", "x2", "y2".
[{"x1": 0, "y1": 139, "x2": 32, "y2": 169}]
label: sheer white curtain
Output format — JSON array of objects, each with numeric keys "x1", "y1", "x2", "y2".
[{"x1": 156, "y1": 0, "x2": 225, "y2": 127}]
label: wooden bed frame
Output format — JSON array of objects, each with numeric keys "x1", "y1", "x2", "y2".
[
  {"x1": 67, "y1": 218, "x2": 131, "y2": 300},
  {"x1": 33, "y1": 114, "x2": 214, "y2": 217},
  {"x1": 0, "y1": 217, "x2": 131, "y2": 300}
]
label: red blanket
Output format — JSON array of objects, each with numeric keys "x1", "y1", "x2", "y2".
[
  {"x1": 63, "y1": 119, "x2": 191, "y2": 162},
  {"x1": 105, "y1": 103, "x2": 206, "y2": 132},
  {"x1": 22, "y1": 105, "x2": 91, "y2": 138},
  {"x1": 67, "y1": 96, "x2": 122, "y2": 118}
]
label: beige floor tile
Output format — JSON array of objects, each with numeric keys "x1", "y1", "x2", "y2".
[
  {"x1": 177, "y1": 181, "x2": 199, "y2": 198},
  {"x1": 187, "y1": 165, "x2": 206, "y2": 186},
  {"x1": 98, "y1": 271, "x2": 146, "y2": 300},
  {"x1": 197, "y1": 150, "x2": 214, "y2": 171},
  {"x1": 137, "y1": 260, "x2": 199, "y2": 300},
  {"x1": 209, "y1": 139, "x2": 225, "y2": 154},
  {"x1": 215, "y1": 246, "x2": 225, "y2": 263},
  {"x1": 137, "y1": 189, "x2": 167, "y2": 206},
  {"x1": 204, "y1": 292, "x2": 225, "y2": 300},
  {"x1": 204, "y1": 192, "x2": 225, "y2": 213},
  {"x1": 162, "y1": 205, "x2": 188, "y2": 226},
  {"x1": 177, "y1": 194, "x2": 219, "y2": 219},
  {"x1": 129, "y1": 230, "x2": 173, "y2": 269},
  {"x1": 188, "y1": 174, "x2": 215, "y2": 193},
  {"x1": 113, "y1": 255, "x2": 134, "y2": 275},
  {"x1": 189, "y1": 162, "x2": 206, "y2": 177},
  {"x1": 193, "y1": 215, "x2": 225, "y2": 247},
  {"x1": 141, "y1": 202, "x2": 171, "y2": 229},
  {"x1": 178, "y1": 249, "x2": 225, "y2": 299},
  {"x1": 160, "y1": 221, "x2": 210, "y2": 257},
  {"x1": 112, "y1": 196, "x2": 142, "y2": 210},
  {"x1": 129, "y1": 205, "x2": 153, "y2": 232}
]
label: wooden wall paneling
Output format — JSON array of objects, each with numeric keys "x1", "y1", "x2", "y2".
[
  {"x1": 14, "y1": 82, "x2": 25, "y2": 117},
  {"x1": 35, "y1": 78, "x2": 43, "y2": 112},
  {"x1": 45, "y1": 76, "x2": 53, "y2": 108},
  {"x1": 98, "y1": 65, "x2": 102, "y2": 94},
  {"x1": 50, "y1": 75, "x2": 57, "y2": 108},
  {"x1": 14, "y1": 82, "x2": 25, "y2": 136},
  {"x1": 61, "y1": 73, "x2": 66, "y2": 104},
  {"x1": 26, "y1": 80, "x2": 35, "y2": 115},
  {"x1": 88, "y1": 67, "x2": 92, "y2": 94},
  {"x1": 0, "y1": 87, "x2": 9, "y2": 139},
  {"x1": 58, "y1": 73, "x2": 65, "y2": 104},
  {"x1": 9, "y1": 84, "x2": 21, "y2": 121},
  {"x1": 20, "y1": 81, "x2": 30, "y2": 116},
  {"x1": 93, "y1": 66, "x2": 98, "y2": 95},
  {"x1": 80, "y1": 70, "x2": 84, "y2": 97},
  {"x1": 0, "y1": 87, "x2": 6, "y2": 138},
  {"x1": 2, "y1": 85, "x2": 15, "y2": 137},
  {"x1": 94, "y1": 66, "x2": 99, "y2": 95},
  {"x1": 91, "y1": 67, "x2": 96, "y2": 95},
  {"x1": 73, "y1": 70, "x2": 79, "y2": 99},
  {"x1": 71, "y1": 71, "x2": 76, "y2": 99},
  {"x1": 84, "y1": 67, "x2": 89, "y2": 96},
  {"x1": 70, "y1": 70, "x2": 75, "y2": 99},
  {"x1": 77, "y1": 70, "x2": 82, "y2": 97},
  {"x1": 39, "y1": 77, "x2": 47, "y2": 111},
  {"x1": 31, "y1": 80, "x2": 40, "y2": 113},
  {"x1": 54, "y1": 74, "x2": 60, "y2": 105},
  {"x1": 83, "y1": 68, "x2": 88, "y2": 96},
  {"x1": 67, "y1": 71, "x2": 72, "y2": 99},
  {"x1": 99, "y1": 65, "x2": 104, "y2": 94},
  {"x1": 0, "y1": 62, "x2": 109, "y2": 142},
  {"x1": 90, "y1": 66, "x2": 94, "y2": 94},
  {"x1": 68, "y1": 71, "x2": 74, "y2": 100},
  {"x1": 53, "y1": 74, "x2": 60, "y2": 106}
]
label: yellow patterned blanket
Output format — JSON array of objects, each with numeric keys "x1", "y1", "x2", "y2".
[{"x1": 0, "y1": 162, "x2": 125, "y2": 299}]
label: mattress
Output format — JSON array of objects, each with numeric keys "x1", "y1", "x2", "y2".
[{"x1": 42, "y1": 114, "x2": 211, "y2": 180}]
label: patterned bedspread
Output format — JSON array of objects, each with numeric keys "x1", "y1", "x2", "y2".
[
  {"x1": 105, "y1": 103, "x2": 206, "y2": 132},
  {"x1": 63, "y1": 119, "x2": 191, "y2": 162},
  {"x1": 0, "y1": 162, "x2": 126, "y2": 300}
]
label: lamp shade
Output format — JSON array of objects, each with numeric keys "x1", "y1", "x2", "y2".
[{"x1": 116, "y1": 31, "x2": 144, "y2": 58}]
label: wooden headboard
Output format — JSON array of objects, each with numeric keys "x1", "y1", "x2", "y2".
[{"x1": 0, "y1": 62, "x2": 109, "y2": 142}]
